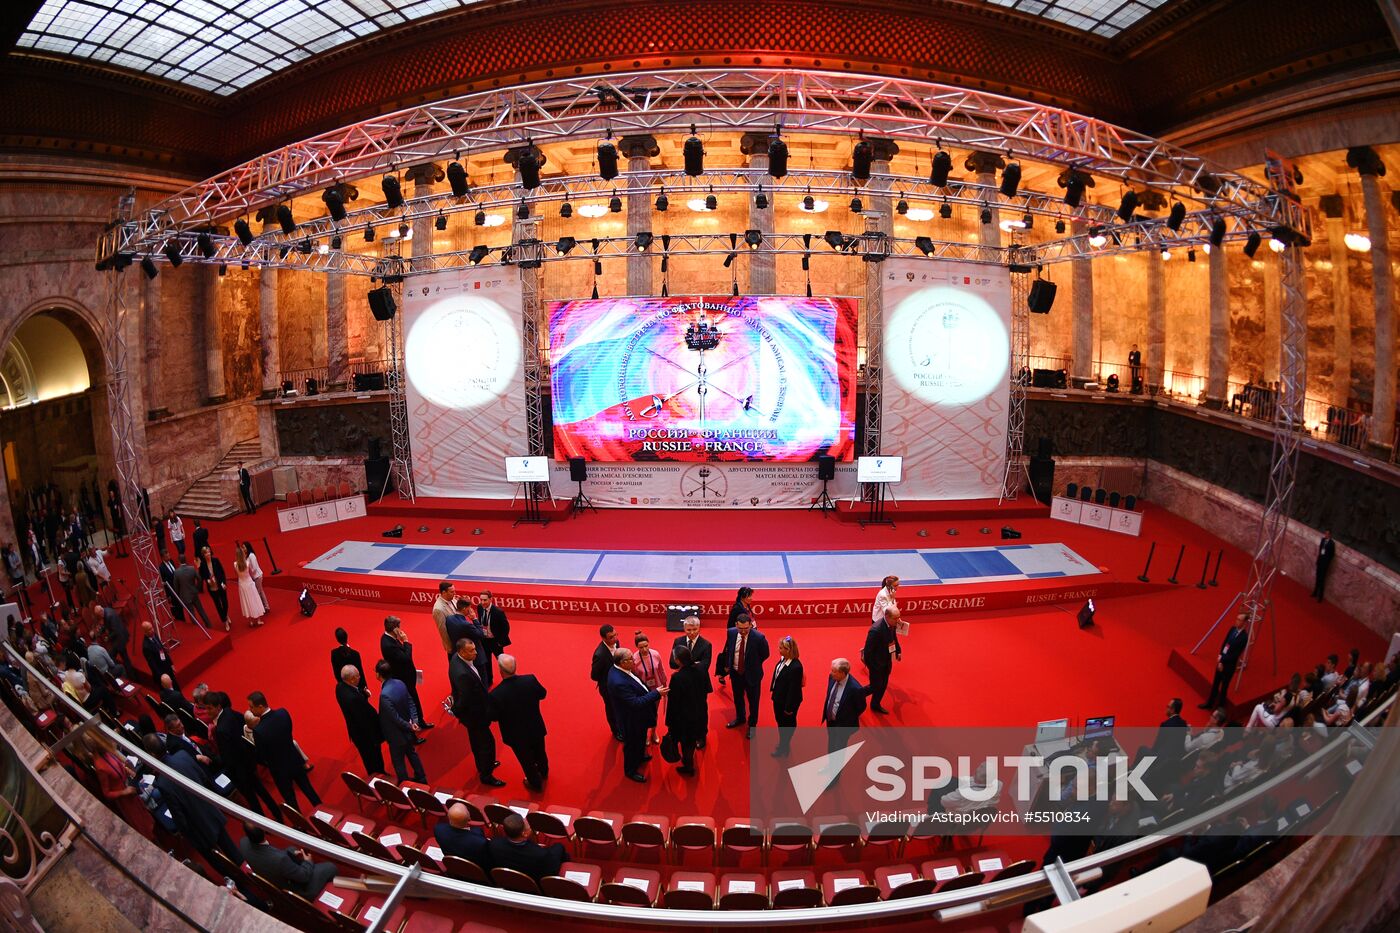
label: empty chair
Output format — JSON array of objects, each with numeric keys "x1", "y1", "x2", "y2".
[
  {"x1": 770, "y1": 869, "x2": 821, "y2": 908},
  {"x1": 814, "y1": 819, "x2": 863, "y2": 863},
  {"x1": 491, "y1": 866, "x2": 542, "y2": 895},
  {"x1": 719, "y1": 819, "x2": 765, "y2": 868},
  {"x1": 1124, "y1": 494, "x2": 1137, "y2": 511},
  {"x1": 620, "y1": 818, "x2": 668, "y2": 863},
  {"x1": 1065, "y1": 482, "x2": 1078, "y2": 498},
  {"x1": 286, "y1": 490, "x2": 300, "y2": 507},
  {"x1": 717, "y1": 872, "x2": 769, "y2": 909},
  {"x1": 528, "y1": 807, "x2": 579, "y2": 848},
  {"x1": 874, "y1": 864, "x2": 936, "y2": 899},
  {"x1": 337, "y1": 480, "x2": 353, "y2": 498},
  {"x1": 670, "y1": 819, "x2": 716, "y2": 865},
  {"x1": 1094, "y1": 487, "x2": 1107, "y2": 504},
  {"x1": 662, "y1": 871, "x2": 716, "y2": 909},
  {"x1": 405, "y1": 787, "x2": 449, "y2": 828},
  {"x1": 340, "y1": 771, "x2": 381, "y2": 812},
  {"x1": 768, "y1": 820, "x2": 815, "y2": 866},
  {"x1": 440, "y1": 855, "x2": 489, "y2": 885},
  {"x1": 396, "y1": 842, "x2": 444, "y2": 873},
  {"x1": 1079, "y1": 486, "x2": 1092, "y2": 501},
  {"x1": 572, "y1": 813, "x2": 621, "y2": 860},
  {"x1": 1108, "y1": 491, "x2": 1121, "y2": 508},
  {"x1": 600, "y1": 868, "x2": 661, "y2": 907},
  {"x1": 369, "y1": 778, "x2": 418, "y2": 823},
  {"x1": 822, "y1": 869, "x2": 879, "y2": 906},
  {"x1": 354, "y1": 895, "x2": 406, "y2": 932},
  {"x1": 540, "y1": 862, "x2": 601, "y2": 902}
]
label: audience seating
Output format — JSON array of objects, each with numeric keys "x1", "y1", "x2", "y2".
[
  {"x1": 670, "y1": 817, "x2": 716, "y2": 865},
  {"x1": 491, "y1": 866, "x2": 542, "y2": 896},
  {"x1": 286, "y1": 490, "x2": 301, "y2": 507},
  {"x1": 441, "y1": 855, "x2": 489, "y2": 884},
  {"x1": 397, "y1": 842, "x2": 444, "y2": 874},
  {"x1": 662, "y1": 870, "x2": 716, "y2": 909},
  {"x1": 1065, "y1": 482, "x2": 1078, "y2": 498},
  {"x1": 717, "y1": 872, "x2": 769, "y2": 909},
  {"x1": 1108, "y1": 491, "x2": 1121, "y2": 508},
  {"x1": 573, "y1": 812, "x2": 622, "y2": 859},
  {"x1": 405, "y1": 787, "x2": 449, "y2": 827},
  {"x1": 1079, "y1": 486, "x2": 1092, "y2": 501},
  {"x1": 719, "y1": 819, "x2": 765, "y2": 868},
  {"x1": 768, "y1": 820, "x2": 815, "y2": 866},
  {"x1": 769, "y1": 868, "x2": 821, "y2": 908},
  {"x1": 1125, "y1": 494, "x2": 1137, "y2": 510},
  {"x1": 621, "y1": 816, "x2": 669, "y2": 863},
  {"x1": 337, "y1": 480, "x2": 354, "y2": 497},
  {"x1": 874, "y1": 864, "x2": 936, "y2": 899},
  {"x1": 542, "y1": 861, "x2": 601, "y2": 901},
  {"x1": 1094, "y1": 487, "x2": 1107, "y2": 504},
  {"x1": 822, "y1": 868, "x2": 879, "y2": 906},
  {"x1": 341, "y1": 771, "x2": 381, "y2": 812},
  {"x1": 600, "y1": 867, "x2": 662, "y2": 906}
]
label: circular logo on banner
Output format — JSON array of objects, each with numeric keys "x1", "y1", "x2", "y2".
[
  {"x1": 679, "y1": 464, "x2": 728, "y2": 500},
  {"x1": 406, "y1": 295, "x2": 520, "y2": 410},
  {"x1": 886, "y1": 284, "x2": 1008, "y2": 406}
]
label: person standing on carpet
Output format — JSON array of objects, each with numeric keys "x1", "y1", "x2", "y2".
[
  {"x1": 238, "y1": 464, "x2": 255, "y2": 514},
  {"x1": 669, "y1": 616, "x2": 712, "y2": 748},
  {"x1": 608, "y1": 648, "x2": 667, "y2": 782},
  {"x1": 449, "y1": 638, "x2": 505, "y2": 787},
  {"x1": 1201, "y1": 613, "x2": 1249, "y2": 711},
  {"x1": 590, "y1": 624, "x2": 623, "y2": 741},
  {"x1": 665, "y1": 645, "x2": 707, "y2": 775},
  {"x1": 821, "y1": 658, "x2": 868, "y2": 756},
  {"x1": 376, "y1": 660, "x2": 427, "y2": 783},
  {"x1": 241, "y1": 541, "x2": 270, "y2": 615},
  {"x1": 431, "y1": 581, "x2": 456, "y2": 654},
  {"x1": 489, "y1": 653, "x2": 549, "y2": 790},
  {"x1": 770, "y1": 635, "x2": 804, "y2": 757},
  {"x1": 330, "y1": 627, "x2": 366, "y2": 686},
  {"x1": 631, "y1": 631, "x2": 668, "y2": 746},
  {"x1": 445, "y1": 599, "x2": 493, "y2": 688},
  {"x1": 141, "y1": 621, "x2": 177, "y2": 689},
  {"x1": 728, "y1": 586, "x2": 755, "y2": 628},
  {"x1": 174, "y1": 555, "x2": 218, "y2": 631},
  {"x1": 1312, "y1": 530, "x2": 1335, "y2": 602},
  {"x1": 198, "y1": 546, "x2": 230, "y2": 629},
  {"x1": 477, "y1": 590, "x2": 510, "y2": 666},
  {"x1": 248, "y1": 690, "x2": 321, "y2": 809},
  {"x1": 233, "y1": 550, "x2": 265, "y2": 628},
  {"x1": 863, "y1": 606, "x2": 902, "y2": 714},
  {"x1": 873, "y1": 575, "x2": 900, "y2": 626},
  {"x1": 381, "y1": 616, "x2": 430, "y2": 735},
  {"x1": 337, "y1": 664, "x2": 386, "y2": 777},
  {"x1": 716, "y1": 613, "x2": 769, "y2": 739},
  {"x1": 166, "y1": 513, "x2": 186, "y2": 561}
]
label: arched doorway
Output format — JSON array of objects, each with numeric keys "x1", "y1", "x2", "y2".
[{"x1": 0, "y1": 307, "x2": 112, "y2": 577}]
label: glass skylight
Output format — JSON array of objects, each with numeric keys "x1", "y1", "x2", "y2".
[
  {"x1": 16, "y1": 0, "x2": 483, "y2": 95},
  {"x1": 985, "y1": 0, "x2": 1172, "y2": 38}
]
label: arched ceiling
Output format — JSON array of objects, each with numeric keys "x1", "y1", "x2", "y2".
[{"x1": 0, "y1": 0, "x2": 1395, "y2": 177}]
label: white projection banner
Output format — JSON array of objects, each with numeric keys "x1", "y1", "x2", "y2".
[
  {"x1": 880, "y1": 260, "x2": 1011, "y2": 499},
  {"x1": 402, "y1": 268, "x2": 527, "y2": 498}
]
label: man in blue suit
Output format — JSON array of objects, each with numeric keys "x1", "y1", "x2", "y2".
[
  {"x1": 821, "y1": 657, "x2": 868, "y2": 756},
  {"x1": 715, "y1": 614, "x2": 770, "y2": 739},
  {"x1": 606, "y1": 648, "x2": 667, "y2": 782}
]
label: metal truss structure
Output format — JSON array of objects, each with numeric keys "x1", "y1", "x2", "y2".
[
  {"x1": 101, "y1": 193, "x2": 175, "y2": 642},
  {"x1": 861, "y1": 244, "x2": 885, "y2": 459},
  {"x1": 375, "y1": 242, "x2": 415, "y2": 502},
  {"x1": 1001, "y1": 249, "x2": 1033, "y2": 502},
  {"x1": 518, "y1": 221, "x2": 547, "y2": 457},
  {"x1": 96, "y1": 69, "x2": 1307, "y2": 273}
]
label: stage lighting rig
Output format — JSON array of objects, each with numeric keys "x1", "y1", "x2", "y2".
[
  {"x1": 557, "y1": 236, "x2": 577, "y2": 254},
  {"x1": 914, "y1": 236, "x2": 934, "y2": 255},
  {"x1": 1058, "y1": 168, "x2": 1092, "y2": 207},
  {"x1": 852, "y1": 138, "x2": 872, "y2": 181},
  {"x1": 1116, "y1": 190, "x2": 1139, "y2": 222},
  {"x1": 744, "y1": 229, "x2": 762, "y2": 250},
  {"x1": 655, "y1": 188, "x2": 669, "y2": 212},
  {"x1": 597, "y1": 141, "x2": 619, "y2": 181},
  {"x1": 381, "y1": 174, "x2": 404, "y2": 209},
  {"x1": 447, "y1": 159, "x2": 470, "y2": 197},
  {"x1": 684, "y1": 127, "x2": 705, "y2": 176},
  {"x1": 1167, "y1": 201, "x2": 1186, "y2": 231},
  {"x1": 435, "y1": 213, "x2": 447, "y2": 231},
  {"x1": 634, "y1": 232, "x2": 653, "y2": 251},
  {"x1": 768, "y1": 136, "x2": 788, "y2": 177},
  {"x1": 364, "y1": 224, "x2": 376, "y2": 242},
  {"x1": 517, "y1": 147, "x2": 543, "y2": 189},
  {"x1": 276, "y1": 203, "x2": 296, "y2": 235},
  {"x1": 1209, "y1": 217, "x2": 1227, "y2": 246},
  {"x1": 608, "y1": 192, "x2": 622, "y2": 213},
  {"x1": 754, "y1": 187, "x2": 768, "y2": 210},
  {"x1": 939, "y1": 200, "x2": 953, "y2": 219},
  {"x1": 162, "y1": 241, "x2": 183, "y2": 267},
  {"x1": 930, "y1": 146, "x2": 952, "y2": 187},
  {"x1": 469, "y1": 245, "x2": 490, "y2": 264},
  {"x1": 234, "y1": 219, "x2": 254, "y2": 246},
  {"x1": 322, "y1": 186, "x2": 347, "y2": 221},
  {"x1": 850, "y1": 196, "x2": 863, "y2": 214},
  {"x1": 1243, "y1": 231, "x2": 1262, "y2": 257},
  {"x1": 196, "y1": 232, "x2": 216, "y2": 258},
  {"x1": 141, "y1": 256, "x2": 157, "y2": 279},
  {"x1": 999, "y1": 159, "x2": 1022, "y2": 198}
]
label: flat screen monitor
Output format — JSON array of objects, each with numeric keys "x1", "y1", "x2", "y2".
[
  {"x1": 1035, "y1": 718, "x2": 1069, "y2": 744},
  {"x1": 857, "y1": 456, "x2": 903, "y2": 484},
  {"x1": 505, "y1": 457, "x2": 550, "y2": 483},
  {"x1": 1083, "y1": 715, "x2": 1116, "y2": 741}
]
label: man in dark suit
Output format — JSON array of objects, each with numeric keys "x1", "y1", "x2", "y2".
[
  {"x1": 476, "y1": 590, "x2": 510, "y2": 657},
  {"x1": 142, "y1": 734, "x2": 242, "y2": 864},
  {"x1": 380, "y1": 616, "x2": 429, "y2": 732},
  {"x1": 336, "y1": 665, "x2": 385, "y2": 776},
  {"x1": 1201, "y1": 613, "x2": 1249, "y2": 710},
  {"x1": 670, "y1": 616, "x2": 713, "y2": 748},
  {"x1": 434, "y1": 803, "x2": 491, "y2": 869},
  {"x1": 607, "y1": 648, "x2": 665, "y2": 782},
  {"x1": 488, "y1": 654, "x2": 549, "y2": 790},
  {"x1": 445, "y1": 600, "x2": 494, "y2": 688},
  {"x1": 487, "y1": 814, "x2": 565, "y2": 881},
  {"x1": 449, "y1": 638, "x2": 505, "y2": 787},
  {"x1": 1312, "y1": 530, "x2": 1335, "y2": 601},
  {"x1": 1142, "y1": 698, "x2": 1189, "y2": 794},
  {"x1": 239, "y1": 821, "x2": 337, "y2": 899},
  {"x1": 238, "y1": 464, "x2": 255, "y2": 514},
  {"x1": 821, "y1": 658, "x2": 868, "y2": 756},
  {"x1": 248, "y1": 691, "x2": 321, "y2": 809},
  {"x1": 590, "y1": 624, "x2": 623, "y2": 741},
  {"x1": 715, "y1": 614, "x2": 770, "y2": 738},
  {"x1": 101, "y1": 600, "x2": 133, "y2": 673},
  {"x1": 158, "y1": 556, "x2": 184, "y2": 622},
  {"x1": 208, "y1": 690, "x2": 278, "y2": 817},
  {"x1": 376, "y1": 660, "x2": 426, "y2": 783},
  {"x1": 161, "y1": 713, "x2": 213, "y2": 771},
  {"x1": 191, "y1": 520, "x2": 210, "y2": 559},
  {"x1": 141, "y1": 621, "x2": 178, "y2": 689},
  {"x1": 863, "y1": 607, "x2": 902, "y2": 714},
  {"x1": 160, "y1": 673, "x2": 194, "y2": 716},
  {"x1": 330, "y1": 627, "x2": 365, "y2": 686}
]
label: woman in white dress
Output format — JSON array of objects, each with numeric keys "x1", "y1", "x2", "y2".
[
  {"x1": 872, "y1": 575, "x2": 900, "y2": 624},
  {"x1": 242, "y1": 541, "x2": 270, "y2": 614},
  {"x1": 234, "y1": 551, "x2": 266, "y2": 627}
]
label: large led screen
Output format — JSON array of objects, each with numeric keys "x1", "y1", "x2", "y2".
[{"x1": 548, "y1": 295, "x2": 858, "y2": 462}]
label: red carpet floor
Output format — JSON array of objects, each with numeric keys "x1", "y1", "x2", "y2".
[{"x1": 67, "y1": 503, "x2": 1388, "y2": 930}]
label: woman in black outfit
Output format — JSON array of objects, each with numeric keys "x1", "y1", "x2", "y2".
[
  {"x1": 769, "y1": 635, "x2": 804, "y2": 757},
  {"x1": 198, "y1": 545, "x2": 230, "y2": 630}
]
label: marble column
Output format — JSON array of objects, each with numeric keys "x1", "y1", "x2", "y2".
[
  {"x1": 967, "y1": 152, "x2": 1003, "y2": 252},
  {"x1": 257, "y1": 217, "x2": 280, "y2": 398},
  {"x1": 1146, "y1": 249, "x2": 1165, "y2": 393},
  {"x1": 1262, "y1": 250, "x2": 1281, "y2": 384},
  {"x1": 1358, "y1": 163, "x2": 1395, "y2": 454},
  {"x1": 200, "y1": 266, "x2": 226, "y2": 403},
  {"x1": 1205, "y1": 243, "x2": 1230, "y2": 408},
  {"x1": 325, "y1": 273, "x2": 348, "y2": 388},
  {"x1": 1323, "y1": 215, "x2": 1353, "y2": 408},
  {"x1": 740, "y1": 133, "x2": 776, "y2": 294},
  {"x1": 1071, "y1": 219, "x2": 1094, "y2": 385},
  {"x1": 620, "y1": 136, "x2": 658, "y2": 297},
  {"x1": 406, "y1": 163, "x2": 442, "y2": 274},
  {"x1": 140, "y1": 272, "x2": 166, "y2": 418}
]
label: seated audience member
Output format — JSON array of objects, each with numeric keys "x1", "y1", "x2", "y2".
[
  {"x1": 1246, "y1": 691, "x2": 1294, "y2": 729},
  {"x1": 1223, "y1": 740, "x2": 1276, "y2": 793},
  {"x1": 1342, "y1": 648, "x2": 1361, "y2": 681},
  {"x1": 239, "y1": 821, "x2": 338, "y2": 899},
  {"x1": 433, "y1": 803, "x2": 491, "y2": 868},
  {"x1": 1319, "y1": 654, "x2": 1342, "y2": 690},
  {"x1": 1185, "y1": 709, "x2": 1227, "y2": 754},
  {"x1": 160, "y1": 674, "x2": 195, "y2": 715},
  {"x1": 1322, "y1": 687, "x2": 1354, "y2": 727},
  {"x1": 1347, "y1": 663, "x2": 1372, "y2": 711},
  {"x1": 85, "y1": 638, "x2": 121, "y2": 678},
  {"x1": 486, "y1": 813, "x2": 565, "y2": 881},
  {"x1": 928, "y1": 761, "x2": 1002, "y2": 815}
]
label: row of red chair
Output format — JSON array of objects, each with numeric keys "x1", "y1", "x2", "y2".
[{"x1": 286, "y1": 481, "x2": 355, "y2": 506}]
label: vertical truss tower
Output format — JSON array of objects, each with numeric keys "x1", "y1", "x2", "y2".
[{"x1": 1001, "y1": 251, "x2": 1033, "y2": 502}]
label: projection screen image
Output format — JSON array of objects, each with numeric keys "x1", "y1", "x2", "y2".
[{"x1": 548, "y1": 295, "x2": 858, "y2": 462}]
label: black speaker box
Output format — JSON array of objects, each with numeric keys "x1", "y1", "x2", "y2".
[
  {"x1": 354, "y1": 372, "x2": 386, "y2": 392},
  {"x1": 569, "y1": 457, "x2": 587, "y2": 482},
  {"x1": 298, "y1": 587, "x2": 317, "y2": 617},
  {"x1": 368, "y1": 286, "x2": 397, "y2": 321},
  {"x1": 1028, "y1": 456, "x2": 1055, "y2": 505},
  {"x1": 817, "y1": 455, "x2": 836, "y2": 481},
  {"x1": 1028, "y1": 279, "x2": 1057, "y2": 314},
  {"x1": 1000, "y1": 526, "x2": 1022, "y2": 540}
]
